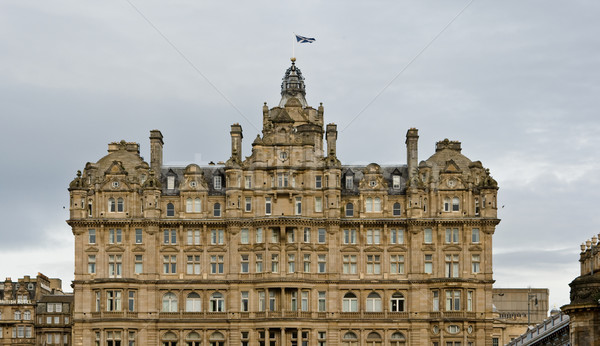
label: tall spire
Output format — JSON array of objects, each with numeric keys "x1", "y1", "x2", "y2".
[{"x1": 279, "y1": 57, "x2": 308, "y2": 107}]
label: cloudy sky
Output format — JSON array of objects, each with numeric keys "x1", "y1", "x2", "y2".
[{"x1": 1, "y1": 0, "x2": 599, "y2": 311}]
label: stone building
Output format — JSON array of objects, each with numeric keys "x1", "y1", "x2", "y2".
[
  {"x1": 492, "y1": 288, "x2": 549, "y2": 345},
  {"x1": 561, "y1": 234, "x2": 600, "y2": 345},
  {"x1": 0, "y1": 273, "x2": 70, "y2": 345},
  {"x1": 68, "y1": 58, "x2": 500, "y2": 345}
]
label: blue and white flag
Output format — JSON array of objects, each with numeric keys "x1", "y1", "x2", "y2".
[{"x1": 295, "y1": 34, "x2": 315, "y2": 43}]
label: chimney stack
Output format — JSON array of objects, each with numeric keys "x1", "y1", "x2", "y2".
[
  {"x1": 230, "y1": 124, "x2": 243, "y2": 163},
  {"x1": 406, "y1": 128, "x2": 419, "y2": 181},
  {"x1": 150, "y1": 130, "x2": 164, "y2": 174}
]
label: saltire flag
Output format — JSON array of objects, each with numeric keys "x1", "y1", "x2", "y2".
[{"x1": 295, "y1": 34, "x2": 315, "y2": 43}]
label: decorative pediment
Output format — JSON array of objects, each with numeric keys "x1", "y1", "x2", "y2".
[
  {"x1": 340, "y1": 245, "x2": 360, "y2": 252},
  {"x1": 105, "y1": 160, "x2": 128, "y2": 175},
  {"x1": 106, "y1": 245, "x2": 125, "y2": 252},
  {"x1": 160, "y1": 245, "x2": 179, "y2": 252},
  {"x1": 268, "y1": 244, "x2": 281, "y2": 251},
  {"x1": 207, "y1": 246, "x2": 227, "y2": 253},
  {"x1": 315, "y1": 245, "x2": 329, "y2": 252},
  {"x1": 238, "y1": 245, "x2": 253, "y2": 252},
  {"x1": 468, "y1": 245, "x2": 483, "y2": 252},
  {"x1": 443, "y1": 159, "x2": 462, "y2": 173},
  {"x1": 184, "y1": 246, "x2": 203, "y2": 252},
  {"x1": 421, "y1": 244, "x2": 436, "y2": 252},
  {"x1": 300, "y1": 244, "x2": 314, "y2": 251},
  {"x1": 84, "y1": 246, "x2": 99, "y2": 253},
  {"x1": 131, "y1": 246, "x2": 146, "y2": 253},
  {"x1": 253, "y1": 244, "x2": 266, "y2": 251},
  {"x1": 285, "y1": 244, "x2": 298, "y2": 251},
  {"x1": 364, "y1": 246, "x2": 383, "y2": 253},
  {"x1": 388, "y1": 245, "x2": 408, "y2": 252},
  {"x1": 442, "y1": 245, "x2": 462, "y2": 252}
]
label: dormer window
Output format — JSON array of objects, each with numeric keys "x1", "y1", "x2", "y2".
[
  {"x1": 167, "y1": 176, "x2": 175, "y2": 190},
  {"x1": 345, "y1": 175, "x2": 353, "y2": 189},
  {"x1": 214, "y1": 176, "x2": 222, "y2": 189},
  {"x1": 393, "y1": 175, "x2": 401, "y2": 189}
]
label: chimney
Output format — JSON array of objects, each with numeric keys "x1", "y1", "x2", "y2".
[
  {"x1": 150, "y1": 130, "x2": 164, "y2": 173},
  {"x1": 406, "y1": 128, "x2": 419, "y2": 180},
  {"x1": 230, "y1": 124, "x2": 243, "y2": 162},
  {"x1": 326, "y1": 123, "x2": 338, "y2": 157}
]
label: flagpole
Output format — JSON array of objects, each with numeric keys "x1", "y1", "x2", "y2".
[{"x1": 292, "y1": 33, "x2": 295, "y2": 58}]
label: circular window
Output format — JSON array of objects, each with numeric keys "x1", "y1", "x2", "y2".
[
  {"x1": 190, "y1": 181, "x2": 197, "y2": 188},
  {"x1": 112, "y1": 181, "x2": 120, "y2": 188},
  {"x1": 467, "y1": 325, "x2": 473, "y2": 334},
  {"x1": 279, "y1": 152, "x2": 288, "y2": 160},
  {"x1": 432, "y1": 326, "x2": 439, "y2": 335}
]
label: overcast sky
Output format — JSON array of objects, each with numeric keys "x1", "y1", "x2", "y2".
[{"x1": 1, "y1": 1, "x2": 599, "y2": 311}]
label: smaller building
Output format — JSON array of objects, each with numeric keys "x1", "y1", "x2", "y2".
[
  {"x1": 0, "y1": 273, "x2": 72, "y2": 345},
  {"x1": 505, "y1": 311, "x2": 569, "y2": 346},
  {"x1": 36, "y1": 294, "x2": 74, "y2": 346},
  {"x1": 492, "y1": 288, "x2": 549, "y2": 345}
]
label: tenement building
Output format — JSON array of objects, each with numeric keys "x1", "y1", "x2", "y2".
[{"x1": 68, "y1": 58, "x2": 500, "y2": 345}]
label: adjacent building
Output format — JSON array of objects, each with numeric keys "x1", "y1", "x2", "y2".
[{"x1": 68, "y1": 58, "x2": 500, "y2": 345}]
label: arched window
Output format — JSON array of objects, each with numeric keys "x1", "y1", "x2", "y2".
[
  {"x1": 186, "y1": 292, "x2": 201, "y2": 312},
  {"x1": 452, "y1": 197, "x2": 460, "y2": 211},
  {"x1": 342, "y1": 332, "x2": 358, "y2": 346},
  {"x1": 346, "y1": 203, "x2": 354, "y2": 217},
  {"x1": 367, "y1": 332, "x2": 382, "y2": 346},
  {"x1": 443, "y1": 197, "x2": 450, "y2": 212},
  {"x1": 366, "y1": 198, "x2": 373, "y2": 212},
  {"x1": 209, "y1": 332, "x2": 225, "y2": 346},
  {"x1": 162, "y1": 292, "x2": 178, "y2": 312},
  {"x1": 166, "y1": 203, "x2": 175, "y2": 217},
  {"x1": 213, "y1": 203, "x2": 221, "y2": 217},
  {"x1": 186, "y1": 332, "x2": 201, "y2": 346},
  {"x1": 108, "y1": 198, "x2": 115, "y2": 212},
  {"x1": 162, "y1": 331, "x2": 178, "y2": 346},
  {"x1": 474, "y1": 198, "x2": 480, "y2": 216},
  {"x1": 23, "y1": 310, "x2": 31, "y2": 320},
  {"x1": 374, "y1": 197, "x2": 381, "y2": 212},
  {"x1": 14, "y1": 310, "x2": 21, "y2": 320},
  {"x1": 342, "y1": 293, "x2": 358, "y2": 312},
  {"x1": 390, "y1": 332, "x2": 406, "y2": 346},
  {"x1": 390, "y1": 292, "x2": 405, "y2": 312},
  {"x1": 186, "y1": 198, "x2": 193, "y2": 213},
  {"x1": 117, "y1": 198, "x2": 124, "y2": 212},
  {"x1": 366, "y1": 292, "x2": 382, "y2": 312},
  {"x1": 393, "y1": 202, "x2": 401, "y2": 216},
  {"x1": 210, "y1": 292, "x2": 225, "y2": 312},
  {"x1": 194, "y1": 198, "x2": 201, "y2": 212},
  {"x1": 423, "y1": 198, "x2": 428, "y2": 212}
]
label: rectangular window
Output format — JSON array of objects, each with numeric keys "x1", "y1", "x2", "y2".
[
  {"x1": 445, "y1": 228, "x2": 459, "y2": 243},
  {"x1": 134, "y1": 228, "x2": 143, "y2": 244},
  {"x1": 472, "y1": 228, "x2": 480, "y2": 243},
  {"x1": 265, "y1": 197, "x2": 272, "y2": 215},
  {"x1": 343, "y1": 255, "x2": 357, "y2": 274},
  {"x1": 390, "y1": 229, "x2": 405, "y2": 244},
  {"x1": 318, "y1": 228, "x2": 326, "y2": 243},
  {"x1": 445, "y1": 290, "x2": 461, "y2": 311},
  {"x1": 187, "y1": 229, "x2": 200, "y2": 245},
  {"x1": 167, "y1": 175, "x2": 175, "y2": 190},
  {"x1": 425, "y1": 254, "x2": 433, "y2": 274},
  {"x1": 492, "y1": 338, "x2": 499, "y2": 346},
  {"x1": 303, "y1": 228, "x2": 311, "y2": 243},
  {"x1": 241, "y1": 228, "x2": 249, "y2": 244},
  {"x1": 367, "y1": 229, "x2": 381, "y2": 244},
  {"x1": 315, "y1": 197, "x2": 323, "y2": 212},
  {"x1": 241, "y1": 291, "x2": 249, "y2": 312},
  {"x1": 445, "y1": 254, "x2": 460, "y2": 278},
  {"x1": 245, "y1": 176, "x2": 252, "y2": 189},
  {"x1": 245, "y1": 197, "x2": 252, "y2": 212},
  {"x1": 366, "y1": 254, "x2": 381, "y2": 274},
  {"x1": 472, "y1": 254, "x2": 481, "y2": 273},
  {"x1": 109, "y1": 229, "x2": 122, "y2": 244},
  {"x1": 241, "y1": 254, "x2": 250, "y2": 273},
  {"x1": 288, "y1": 254, "x2": 295, "y2": 273},
  {"x1": 256, "y1": 228, "x2": 263, "y2": 243},
  {"x1": 301, "y1": 291, "x2": 309, "y2": 311},
  {"x1": 345, "y1": 175, "x2": 353, "y2": 189},
  {"x1": 163, "y1": 255, "x2": 177, "y2": 274},
  {"x1": 315, "y1": 175, "x2": 322, "y2": 188},
  {"x1": 390, "y1": 254, "x2": 405, "y2": 274},
  {"x1": 187, "y1": 255, "x2": 201, "y2": 274},
  {"x1": 303, "y1": 254, "x2": 311, "y2": 273},
  {"x1": 88, "y1": 255, "x2": 96, "y2": 274},
  {"x1": 277, "y1": 173, "x2": 289, "y2": 187},
  {"x1": 295, "y1": 197, "x2": 302, "y2": 215},
  {"x1": 291, "y1": 291, "x2": 297, "y2": 311},
  {"x1": 211, "y1": 229, "x2": 224, "y2": 245},
  {"x1": 108, "y1": 254, "x2": 122, "y2": 278},
  {"x1": 256, "y1": 254, "x2": 263, "y2": 273},
  {"x1": 134, "y1": 255, "x2": 143, "y2": 274},
  {"x1": 424, "y1": 228, "x2": 433, "y2": 243},
  {"x1": 433, "y1": 290, "x2": 439, "y2": 311},
  {"x1": 88, "y1": 229, "x2": 96, "y2": 244},
  {"x1": 95, "y1": 291, "x2": 101, "y2": 312},
  {"x1": 214, "y1": 176, "x2": 222, "y2": 189},
  {"x1": 343, "y1": 229, "x2": 357, "y2": 244},
  {"x1": 287, "y1": 229, "x2": 295, "y2": 243},
  {"x1": 106, "y1": 290, "x2": 122, "y2": 311},
  {"x1": 128, "y1": 291, "x2": 135, "y2": 312},
  {"x1": 271, "y1": 254, "x2": 279, "y2": 273},
  {"x1": 163, "y1": 229, "x2": 177, "y2": 244},
  {"x1": 318, "y1": 291, "x2": 326, "y2": 312},
  {"x1": 318, "y1": 254, "x2": 326, "y2": 273},
  {"x1": 128, "y1": 331, "x2": 136, "y2": 346},
  {"x1": 258, "y1": 291, "x2": 265, "y2": 312},
  {"x1": 210, "y1": 255, "x2": 224, "y2": 274},
  {"x1": 393, "y1": 175, "x2": 401, "y2": 189},
  {"x1": 270, "y1": 229, "x2": 279, "y2": 243},
  {"x1": 467, "y1": 290, "x2": 473, "y2": 311},
  {"x1": 269, "y1": 291, "x2": 276, "y2": 311}
]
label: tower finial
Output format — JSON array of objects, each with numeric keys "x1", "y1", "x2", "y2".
[{"x1": 291, "y1": 57, "x2": 296, "y2": 63}]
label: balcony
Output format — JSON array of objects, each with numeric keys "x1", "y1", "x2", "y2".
[{"x1": 429, "y1": 311, "x2": 476, "y2": 319}]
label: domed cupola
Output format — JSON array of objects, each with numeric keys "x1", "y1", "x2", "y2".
[{"x1": 279, "y1": 57, "x2": 308, "y2": 108}]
